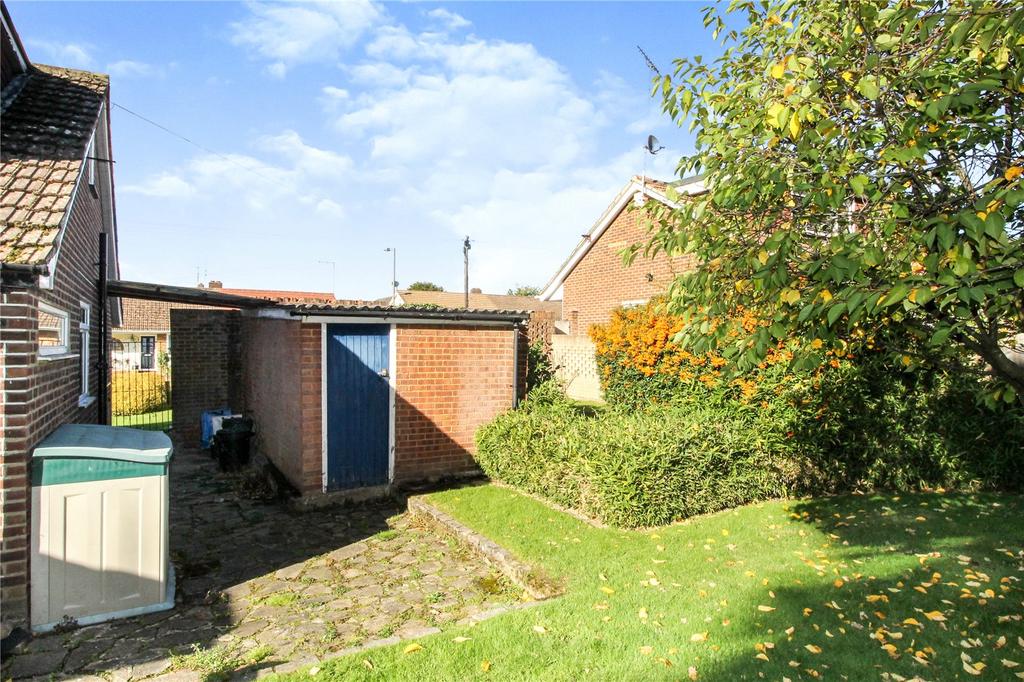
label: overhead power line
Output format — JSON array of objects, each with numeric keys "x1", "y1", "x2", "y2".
[{"x1": 111, "y1": 101, "x2": 292, "y2": 189}]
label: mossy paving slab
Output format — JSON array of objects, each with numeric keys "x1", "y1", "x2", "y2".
[{"x1": 2, "y1": 447, "x2": 516, "y2": 681}]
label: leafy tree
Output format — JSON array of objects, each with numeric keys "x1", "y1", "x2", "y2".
[
  {"x1": 408, "y1": 281, "x2": 444, "y2": 291},
  {"x1": 638, "y1": 0, "x2": 1024, "y2": 401},
  {"x1": 507, "y1": 285, "x2": 542, "y2": 297}
]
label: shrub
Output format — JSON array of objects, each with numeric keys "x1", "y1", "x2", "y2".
[
  {"x1": 476, "y1": 385, "x2": 800, "y2": 527},
  {"x1": 111, "y1": 371, "x2": 169, "y2": 416},
  {"x1": 474, "y1": 303, "x2": 1024, "y2": 528},
  {"x1": 526, "y1": 340, "x2": 556, "y2": 392}
]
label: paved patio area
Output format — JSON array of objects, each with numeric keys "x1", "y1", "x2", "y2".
[{"x1": 2, "y1": 447, "x2": 516, "y2": 681}]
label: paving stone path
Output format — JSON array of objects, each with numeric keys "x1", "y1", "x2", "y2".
[{"x1": 2, "y1": 447, "x2": 516, "y2": 681}]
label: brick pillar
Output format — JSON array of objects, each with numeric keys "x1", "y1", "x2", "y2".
[
  {"x1": 1, "y1": 288, "x2": 38, "y2": 633},
  {"x1": 170, "y1": 309, "x2": 242, "y2": 445}
]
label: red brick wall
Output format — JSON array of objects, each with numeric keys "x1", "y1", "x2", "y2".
[
  {"x1": 237, "y1": 318, "x2": 321, "y2": 493},
  {"x1": 169, "y1": 309, "x2": 241, "y2": 444},
  {"x1": 562, "y1": 198, "x2": 696, "y2": 335},
  {"x1": 393, "y1": 324, "x2": 518, "y2": 485},
  {"x1": 0, "y1": 184, "x2": 110, "y2": 631}
]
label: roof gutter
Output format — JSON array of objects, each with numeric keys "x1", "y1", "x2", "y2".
[{"x1": 1, "y1": 262, "x2": 49, "y2": 288}]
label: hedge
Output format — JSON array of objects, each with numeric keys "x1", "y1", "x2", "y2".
[
  {"x1": 111, "y1": 371, "x2": 169, "y2": 416},
  {"x1": 475, "y1": 300, "x2": 1024, "y2": 527},
  {"x1": 476, "y1": 388, "x2": 804, "y2": 527},
  {"x1": 476, "y1": 379, "x2": 1024, "y2": 528}
]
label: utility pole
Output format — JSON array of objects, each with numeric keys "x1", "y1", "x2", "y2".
[
  {"x1": 463, "y1": 236, "x2": 471, "y2": 309},
  {"x1": 384, "y1": 247, "x2": 397, "y2": 303},
  {"x1": 317, "y1": 260, "x2": 336, "y2": 297}
]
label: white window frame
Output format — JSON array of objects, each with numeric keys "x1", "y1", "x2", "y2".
[
  {"x1": 37, "y1": 303, "x2": 70, "y2": 357},
  {"x1": 86, "y1": 134, "x2": 96, "y2": 191},
  {"x1": 79, "y1": 302, "x2": 93, "y2": 406}
]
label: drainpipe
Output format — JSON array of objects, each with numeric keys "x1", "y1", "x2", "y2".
[
  {"x1": 97, "y1": 232, "x2": 108, "y2": 425},
  {"x1": 511, "y1": 321, "x2": 521, "y2": 408}
]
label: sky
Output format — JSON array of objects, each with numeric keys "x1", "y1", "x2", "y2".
[{"x1": 8, "y1": 1, "x2": 727, "y2": 300}]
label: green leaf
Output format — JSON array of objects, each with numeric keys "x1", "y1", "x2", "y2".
[
  {"x1": 929, "y1": 326, "x2": 952, "y2": 346},
  {"x1": 882, "y1": 284, "x2": 910, "y2": 307},
  {"x1": 1014, "y1": 269, "x2": 1024, "y2": 288},
  {"x1": 827, "y1": 303, "x2": 846, "y2": 326},
  {"x1": 850, "y1": 174, "x2": 870, "y2": 195},
  {"x1": 857, "y1": 76, "x2": 880, "y2": 100}
]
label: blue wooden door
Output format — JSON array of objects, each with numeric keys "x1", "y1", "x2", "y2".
[{"x1": 326, "y1": 324, "x2": 390, "y2": 490}]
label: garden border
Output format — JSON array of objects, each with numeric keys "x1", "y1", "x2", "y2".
[{"x1": 407, "y1": 495, "x2": 563, "y2": 601}]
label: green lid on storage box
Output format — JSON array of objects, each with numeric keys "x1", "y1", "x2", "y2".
[{"x1": 32, "y1": 424, "x2": 173, "y2": 486}]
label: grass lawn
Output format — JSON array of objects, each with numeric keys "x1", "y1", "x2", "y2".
[
  {"x1": 112, "y1": 408, "x2": 172, "y2": 431},
  {"x1": 276, "y1": 485, "x2": 1024, "y2": 681}
]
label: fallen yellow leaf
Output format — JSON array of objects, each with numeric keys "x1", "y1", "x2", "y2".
[
  {"x1": 902, "y1": 618, "x2": 923, "y2": 627},
  {"x1": 923, "y1": 610, "x2": 946, "y2": 622},
  {"x1": 805, "y1": 644, "x2": 822, "y2": 654},
  {"x1": 362, "y1": 659, "x2": 374, "y2": 670},
  {"x1": 640, "y1": 645, "x2": 654, "y2": 655},
  {"x1": 688, "y1": 665, "x2": 698, "y2": 680},
  {"x1": 403, "y1": 643, "x2": 422, "y2": 654},
  {"x1": 691, "y1": 632, "x2": 708, "y2": 642},
  {"x1": 758, "y1": 605, "x2": 776, "y2": 612},
  {"x1": 452, "y1": 636, "x2": 471, "y2": 643},
  {"x1": 533, "y1": 625, "x2": 547, "y2": 634},
  {"x1": 600, "y1": 586, "x2": 615, "y2": 595},
  {"x1": 481, "y1": 660, "x2": 491, "y2": 672}
]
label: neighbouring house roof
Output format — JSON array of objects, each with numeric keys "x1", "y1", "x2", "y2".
[
  {"x1": 111, "y1": 281, "x2": 350, "y2": 330},
  {"x1": 538, "y1": 175, "x2": 706, "y2": 301},
  {"x1": 214, "y1": 286, "x2": 336, "y2": 304},
  {"x1": 0, "y1": 64, "x2": 109, "y2": 265},
  {"x1": 289, "y1": 302, "x2": 529, "y2": 323},
  {"x1": 116, "y1": 297, "x2": 210, "y2": 331},
  {"x1": 389, "y1": 289, "x2": 562, "y2": 315}
]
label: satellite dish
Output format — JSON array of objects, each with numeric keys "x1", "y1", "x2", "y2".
[{"x1": 645, "y1": 135, "x2": 664, "y2": 155}]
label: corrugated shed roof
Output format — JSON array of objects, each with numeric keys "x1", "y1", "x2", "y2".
[{"x1": 0, "y1": 64, "x2": 109, "y2": 265}]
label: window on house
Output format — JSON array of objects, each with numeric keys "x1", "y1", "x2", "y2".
[
  {"x1": 38, "y1": 304, "x2": 70, "y2": 356},
  {"x1": 79, "y1": 302, "x2": 92, "y2": 403}
]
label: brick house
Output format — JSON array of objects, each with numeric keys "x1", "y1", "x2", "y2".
[
  {"x1": 0, "y1": 3, "x2": 121, "y2": 637},
  {"x1": 112, "y1": 282, "x2": 337, "y2": 371},
  {"x1": 537, "y1": 175, "x2": 704, "y2": 399},
  {"x1": 168, "y1": 303, "x2": 528, "y2": 497}
]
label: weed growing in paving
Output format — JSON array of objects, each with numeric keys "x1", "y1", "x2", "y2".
[
  {"x1": 258, "y1": 591, "x2": 299, "y2": 608},
  {"x1": 172, "y1": 643, "x2": 273, "y2": 681}
]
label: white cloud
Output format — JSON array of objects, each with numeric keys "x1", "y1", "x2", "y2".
[
  {"x1": 322, "y1": 86, "x2": 350, "y2": 100},
  {"x1": 231, "y1": 1, "x2": 382, "y2": 75},
  {"x1": 122, "y1": 173, "x2": 195, "y2": 198},
  {"x1": 344, "y1": 61, "x2": 415, "y2": 88},
  {"x1": 106, "y1": 60, "x2": 160, "y2": 78},
  {"x1": 26, "y1": 39, "x2": 94, "y2": 69},
  {"x1": 425, "y1": 8, "x2": 471, "y2": 31}
]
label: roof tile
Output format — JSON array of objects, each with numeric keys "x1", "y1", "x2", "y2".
[{"x1": 1, "y1": 64, "x2": 109, "y2": 265}]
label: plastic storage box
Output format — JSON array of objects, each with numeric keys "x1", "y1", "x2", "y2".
[{"x1": 30, "y1": 424, "x2": 175, "y2": 631}]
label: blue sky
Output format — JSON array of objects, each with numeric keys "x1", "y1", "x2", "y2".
[{"x1": 9, "y1": 1, "x2": 726, "y2": 299}]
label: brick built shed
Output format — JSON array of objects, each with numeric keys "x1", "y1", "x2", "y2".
[{"x1": 169, "y1": 302, "x2": 529, "y2": 497}]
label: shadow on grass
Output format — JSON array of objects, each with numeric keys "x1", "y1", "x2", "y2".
[{"x1": 702, "y1": 492, "x2": 1024, "y2": 680}]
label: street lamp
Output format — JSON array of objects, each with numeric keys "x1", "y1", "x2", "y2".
[{"x1": 384, "y1": 248, "x2": 397, "y2": 303}]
